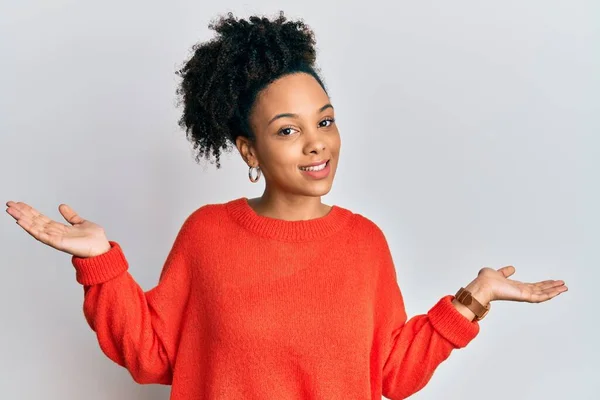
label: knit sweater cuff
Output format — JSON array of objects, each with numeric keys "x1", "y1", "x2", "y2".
[
  {"x1": 71, "y1": 241, "x2": 129, "y2": 286},
  {"x1": 427, "y1": 295, "x2": 480, "y2": 348}
]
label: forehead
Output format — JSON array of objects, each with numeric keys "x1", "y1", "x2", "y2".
[{"x1": 253, "y1": 72, "x2": 329, "y2": 121}]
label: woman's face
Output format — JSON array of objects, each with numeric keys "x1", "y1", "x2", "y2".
[{"x1": 238, "y1": 72, "x2": 341, "y2": 198}]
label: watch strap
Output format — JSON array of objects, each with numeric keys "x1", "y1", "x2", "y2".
[{"x1": 455, "y1": 287, "x2": 491, "y2": 321}]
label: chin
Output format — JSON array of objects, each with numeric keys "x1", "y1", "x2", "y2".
[
  {"x1": 299, "y1": 181, "x2": 334, "y2": 197},
  {"x1": 285, "y1": 164, "x2": 337, "y2": 197}
]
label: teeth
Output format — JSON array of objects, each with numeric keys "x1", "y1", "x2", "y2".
[{"x1": 300, "y1": 161, "x2": 327, "y2": 172}]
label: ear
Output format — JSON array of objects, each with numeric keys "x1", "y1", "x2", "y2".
[{"x1": 235, "y1": 135, "x2": 259, "y2": 167}]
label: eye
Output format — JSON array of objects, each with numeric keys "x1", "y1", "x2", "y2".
[
  {"x1": 319, "y1": 117, "x2": 335, "y2": 128},
  {"x1": 277, "y1": 117, "x2": 336, "y2": 136},
  {"x1": 278, "y1": 126, "x2": 298, "y2": 136}
]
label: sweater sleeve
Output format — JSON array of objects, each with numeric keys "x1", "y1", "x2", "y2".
[
  {"x1": 375, "y1": 231, "x2": 480, "y2": 400},
  {"x1": 71, "y1": 216, "x2": 195, "y2": 385}
]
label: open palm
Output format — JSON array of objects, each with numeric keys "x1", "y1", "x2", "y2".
[
  {"x1": 478, "y1": 266, "x2": 568, "y2": 303},
  {"x1": 5, "y1": 201, "x2": 111, "y2": 258}
]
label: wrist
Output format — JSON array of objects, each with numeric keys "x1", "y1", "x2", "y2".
[
  {"x1": 451, "y1": 278, "x2": 493, "y2": 322},
  {"x1": 463, "y1": 277, "x2": 493, "y2": 306},
  {"x1": 88, "y1": 241, "x2": 112, "y2": 258}
]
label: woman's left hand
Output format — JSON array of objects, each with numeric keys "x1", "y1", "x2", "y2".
[{"x1": 473, "y1": 266, "x2": 568, "y2": 304}]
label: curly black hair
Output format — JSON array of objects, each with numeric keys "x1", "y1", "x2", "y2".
[{"x1": 175, "y1": 11, "x2": 328, "y2": 169}]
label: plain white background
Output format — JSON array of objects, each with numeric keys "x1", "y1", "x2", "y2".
[{"x1": 1, "y1": 1, "x2": 598, "y2": 399}]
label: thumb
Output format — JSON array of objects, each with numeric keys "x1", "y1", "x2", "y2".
[
  {"x1": 58, "y1": 204, "x2": 85, "y2": 225},
  {"x1": 498, "y1": 265, "x2": 516, "y2": 278}
]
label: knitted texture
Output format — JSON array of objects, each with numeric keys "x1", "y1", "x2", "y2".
[{"x1": 72, "y1": 197, "x2": 479, "y2": 399}]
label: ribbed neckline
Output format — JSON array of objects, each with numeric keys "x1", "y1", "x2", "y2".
[{"x1": 225, "y1": 197, "x2": 354, "y2": 242}]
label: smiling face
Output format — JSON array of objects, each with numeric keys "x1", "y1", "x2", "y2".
[{"x1": 236, "y1": 72, "x2": 341, "y2": 198}]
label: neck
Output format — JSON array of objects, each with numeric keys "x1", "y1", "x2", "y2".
[
  {"x1": 247, "y1": 189, "x2": 330, "y2": 221},
  {"x1": 225, "y1": 197, "x2": 353, "y2": 241}
]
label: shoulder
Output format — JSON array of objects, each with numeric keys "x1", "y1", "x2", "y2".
[
  {"x1": 344, "y1": 211, "x2": 395, "y2": 278},
  {"x1": 351, "y1": 212, "x2": 385, "y2": 237},
  {"x1": 167, "y1": 201, "x2": 231, "y2": 250},
  {"x1": 185, "y1": 200, "x2": 228, "y2": 225},
  {"x1": 346, "y1": 211, "x2": 389, "y2": 248}
]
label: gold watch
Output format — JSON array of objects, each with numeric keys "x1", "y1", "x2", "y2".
[{"x1": 455, "y1": 287, "x2": 491, "y2": 321}]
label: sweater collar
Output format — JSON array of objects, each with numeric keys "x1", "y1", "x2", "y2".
[{"x1": 225, "y1": 197, "x2": 354, "y2": 241}]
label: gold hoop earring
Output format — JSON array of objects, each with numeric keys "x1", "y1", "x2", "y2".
[{"x1": 248, "y1": 165, "x2": 261, "y2": 183}]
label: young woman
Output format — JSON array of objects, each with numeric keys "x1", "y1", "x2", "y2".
[{"x1": 5, "y1": 11, "x2": 567, "y2": 400}]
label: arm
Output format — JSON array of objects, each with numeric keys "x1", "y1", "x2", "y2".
[
  {"x1": 71, "y1": 216, "x2": 195, "y2": 385},
  {"x1": 374, "y1": 235, "x2": 480, "y2": 399}
]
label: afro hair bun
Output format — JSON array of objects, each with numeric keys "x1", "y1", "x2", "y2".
[{"x1": 175, "y1": 11, "x2": 326, "y2": 169}]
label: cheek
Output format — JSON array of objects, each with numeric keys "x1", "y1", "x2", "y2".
[
  {"x1": 330, "y1": 130, "x2": 341, "y2": 154},
  {"x1": 261, "y1": 145, "x2": 299, "y2": 175}
]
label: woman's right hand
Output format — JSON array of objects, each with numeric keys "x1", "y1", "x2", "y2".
[{"x1": 5, "y1": 201, "x2": 111, "y2": 258}]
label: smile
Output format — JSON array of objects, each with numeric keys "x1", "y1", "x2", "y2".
[{"x1": 299, "y1": 160, "x2": 329, "y2": 171}]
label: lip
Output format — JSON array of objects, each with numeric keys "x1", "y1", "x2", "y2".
[
  {"x1": 299, "y1": 159, "x2": 329, "y2": 168},
  {"x1": 299, "y1": 159, "x2": 331, "y2": 180}
]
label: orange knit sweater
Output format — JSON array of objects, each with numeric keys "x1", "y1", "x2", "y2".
[{"x1": 71, "y1": 197, "x2": 479, "y2": 399}]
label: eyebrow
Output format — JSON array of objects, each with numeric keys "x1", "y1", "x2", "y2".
[{"x1": 267, "y1": 103, "x2": 334, "y2": 126}]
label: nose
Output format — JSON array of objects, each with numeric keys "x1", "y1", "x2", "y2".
[{"x1": 303, "y1": 128, "x2": 326, "y2": 155}]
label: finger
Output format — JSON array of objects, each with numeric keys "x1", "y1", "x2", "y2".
[
  {"x1": 58, "y1": 204, "x2": 85, "y2": 225},
  {"x1": 530, "y1": 282, "x2": 565, "y2": 294},
  {"x1": 14, "y1": 206, "x2": 55, "y2": 231},
  {"x1": 527, "y1": 282, "x2": 566, "y2": 299},
  {"x1": 7, "y1": 201, "x2": 44, "y2": 220},
  {"x1": 532, "y1": 280, "x2": 565, "y2": 291},
  {"x1": 7, "y1": 203, "x2": 66, "y2": 240},
  {"x1": 14, "y1": 213, "x2": 63, "y2": 247},
  {"x1": 498, "y1": 265, "x2": 516, "y2": 278},
  {"x1": 529, "y1": 286, "x2": 568, "y2": 303}
]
